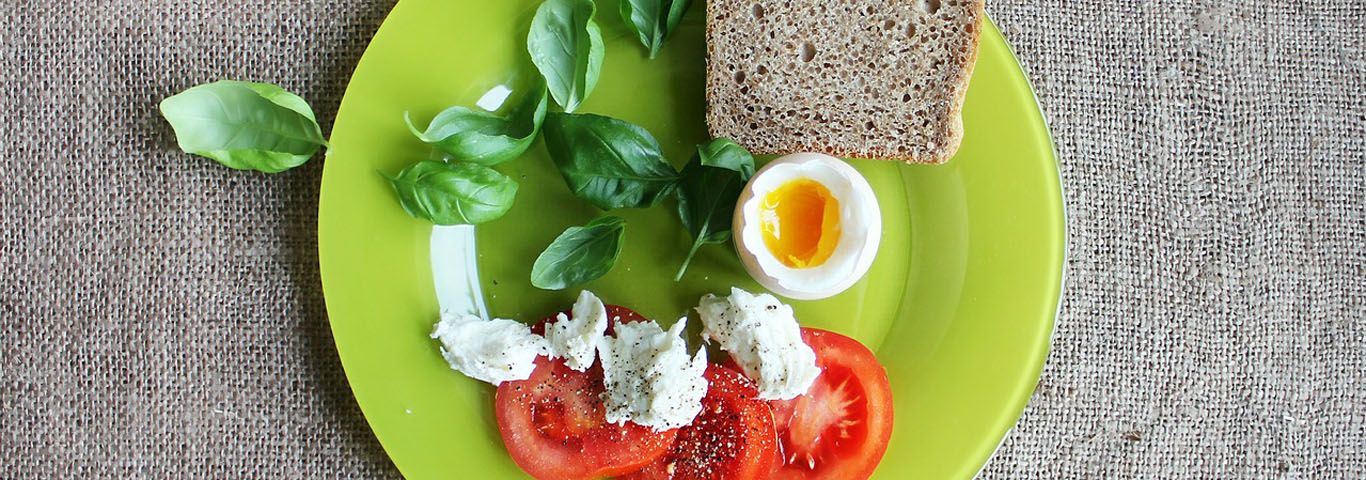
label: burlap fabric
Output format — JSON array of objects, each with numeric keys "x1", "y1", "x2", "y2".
[{"x1": 1, "y1": 0, "x2": 1362, "y2": 478}]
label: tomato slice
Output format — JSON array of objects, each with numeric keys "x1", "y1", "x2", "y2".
[
  {"x1": 495, "y1": 306, "x2": 674, "y2": 480},
  {"x1": 767, "y1": 328, "x2": 893, "y2": 480},
  {"x1": 620, "y1": 365, "x2": 779, "y2": 480}
]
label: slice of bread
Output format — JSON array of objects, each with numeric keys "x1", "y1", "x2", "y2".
[{"x1": 705, "y1": 0, "x2": 985, "y2": 164}]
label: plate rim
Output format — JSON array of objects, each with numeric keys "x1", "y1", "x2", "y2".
[{"x1": 965, "y1": 11, "x2": 1067, "y2": 479}]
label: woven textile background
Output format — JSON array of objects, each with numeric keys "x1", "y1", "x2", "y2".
[{"x1": 1, "y1": 0, "x2": 1362, "y2": 478}]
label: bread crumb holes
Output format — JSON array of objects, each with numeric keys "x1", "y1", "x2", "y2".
[{"x1": 801, "y1": 42, "x2": 816, "y2": 62}]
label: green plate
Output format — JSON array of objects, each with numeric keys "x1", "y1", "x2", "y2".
[{"x1": 319, "y1": 0, "x2": 1064, "y2": 478}]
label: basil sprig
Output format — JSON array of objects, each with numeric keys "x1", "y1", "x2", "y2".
[
  {"x1": 673, "y1": 138, "x2": 754, "y2": 280},
  {"x1": 528, "y1": 0, "x2": 605, "y2": 113},
  {"x1": 388, "y1": 160, "x2": 519, "y2": 225},
  {"x1": 404, "y1": 83, "x2": 548, "y2": 166},
  {"x1": 531, "y1": 216, "x2": 627, "y2": 290},
  {"x1": 542, "y1": 112, "x2": 679, "y2": 210},
  {"x1": 158, "y1": 80, "x2": 327, "y2": 173},
  {"x1": 620, "y1": 0, "x2": 693, "y2": 59}
]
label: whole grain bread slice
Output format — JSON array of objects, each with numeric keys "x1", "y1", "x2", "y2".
[{"x1": 705, "y1": 0, "x2": 985, "y2": 164}]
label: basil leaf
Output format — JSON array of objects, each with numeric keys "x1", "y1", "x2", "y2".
[
  {"x1": 527, "y1": 0, "x2": 605, "y2": 113},
  {"x1": 695, "y1": 137, "x2": 756, "y2": 176},
  {"x1": 388, "y1": 160, "x2": 519, "y2": 225},
  {"x1": 674, "y1": 138, "x2": 754, "y2": 280},
  {"x1": 619, "y1": 0, "x2": 693, "y2": 59},
  {"x1": 542, "y1": 112, "x2": 679, "y2": 210},
  {"x1": 158, "y1": 80, "x2": 326, "y2": 173},
  {"x1": 404, "y1": 83, "x2": 548, "y2": 166},
  {"x1": 531, "y1": 216, "x2": 627, "y2": 290}
]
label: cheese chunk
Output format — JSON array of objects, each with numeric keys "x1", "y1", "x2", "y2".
[
  {"x1": 431, "y1": 311, "x2": 550, "y2": 386},
  {"x1": 696, "y1": 287, "x2": 820, "y2": 400},
  {"x1": 544, "y1": 290, "x2": 609, "y2": 371},
  {"x1": 597, "y1": 318, "x2": 708, "y2": 431}
]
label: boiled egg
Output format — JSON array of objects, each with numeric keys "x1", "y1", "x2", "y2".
[{"x1": 733, "y1": 153, "x2": 882, "y2": 300}]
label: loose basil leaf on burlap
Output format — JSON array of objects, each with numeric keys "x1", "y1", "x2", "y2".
[
  {"x1": 531, "y1": 216, "x2": 627, "y2": 290},
  {"x1": 158, "y1": 80, "x2": 327, "y2": 173},
  {"x1": 527, "y1": 0, "x2": 605, "y2": 112},
  {"x1": 387, "y1": 160, "x2": 519, "y2": 225},
  {"x1": 542, "y1": 112, "x2": 678, "y2": 210},
  {"x1": 404, "y1": 83, "x2": 549, "y2": 166},
  {"x1": 619, "y1": 0, "x2": 693, "y2": 58},
  {"x1": 673, "y1": 138, "x2": 754, "y2": 280}
]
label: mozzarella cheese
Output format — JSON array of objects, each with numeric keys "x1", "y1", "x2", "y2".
[
  {"x1": 544, "y1": 290, "x2": 609, "y2": 371},
  {"x1": 431, "y1": 311, "x2": 550, "y2": 386},
  {"x1": 696, "y1": 287, "x2": 820, "y2": 400},
  {"x1": 597, "y1": 318, "x2": 708, "y2": 431}
]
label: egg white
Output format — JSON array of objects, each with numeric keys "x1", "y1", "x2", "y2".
[{"x1": 732, "y1": 153, "x2": 882, "y2": 300}]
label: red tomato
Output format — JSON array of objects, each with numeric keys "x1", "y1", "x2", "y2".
[
  {"x1": 767, "y1": 328, "x2": 894, "y2": 480},
  {"x1": 620, "y1": 365, "x2": 779, "y2": 480},
  {"x1": 495, "y1": 306, "x2": 673, "y2": 480}
]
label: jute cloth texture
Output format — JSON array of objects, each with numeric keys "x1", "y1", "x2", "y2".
[{"x1": 1, "y1": 0, "x2": 1362, "y2": 478}]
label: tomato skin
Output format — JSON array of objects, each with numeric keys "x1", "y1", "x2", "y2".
[
  {"x1": 767, "y1": 328, "x2": 894, "y2": 480},
  {"x1": 620, "y1": 365, "x2": 779, "y2": 480},
  {"x1": 495, "y1": 306, "x2": 674, "y2": 480}
]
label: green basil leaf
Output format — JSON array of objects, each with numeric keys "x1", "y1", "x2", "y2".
[
  {"x1": 404, "y1": 83, "x2": 548, "y2": 166},
  {"x1": 531, "y1": 216, "x2": 627, "y2": 290},
  {"x1": 527, "y1": 0, "x2": 605, "y2": 113},
  {"x1": 158, "y1": 80, "x2": 326, "y2": 173},
  {"x1": 542, "y1": 112, "x2": 679, "y2": 210},
  {"x1": 388, "y1": 160, "x2": 519, "y2": 225},
  {"x1": 674, "y1": 138, "x2": 754, "y2": 280},
  {"x1": 696, "y1": 136, "x2": 756, "y2": 176},
  {"x1": 619, "y1": 0, "x2": 693, "y2": 59}
]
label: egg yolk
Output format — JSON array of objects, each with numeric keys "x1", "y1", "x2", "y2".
[{"x1": 759, "y1": 179, "x2": 841, "y2": 268}]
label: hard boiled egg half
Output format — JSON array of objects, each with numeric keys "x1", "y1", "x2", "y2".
[{"x1": 733, "y1": 153, "x2": 882, "y2": 300}]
